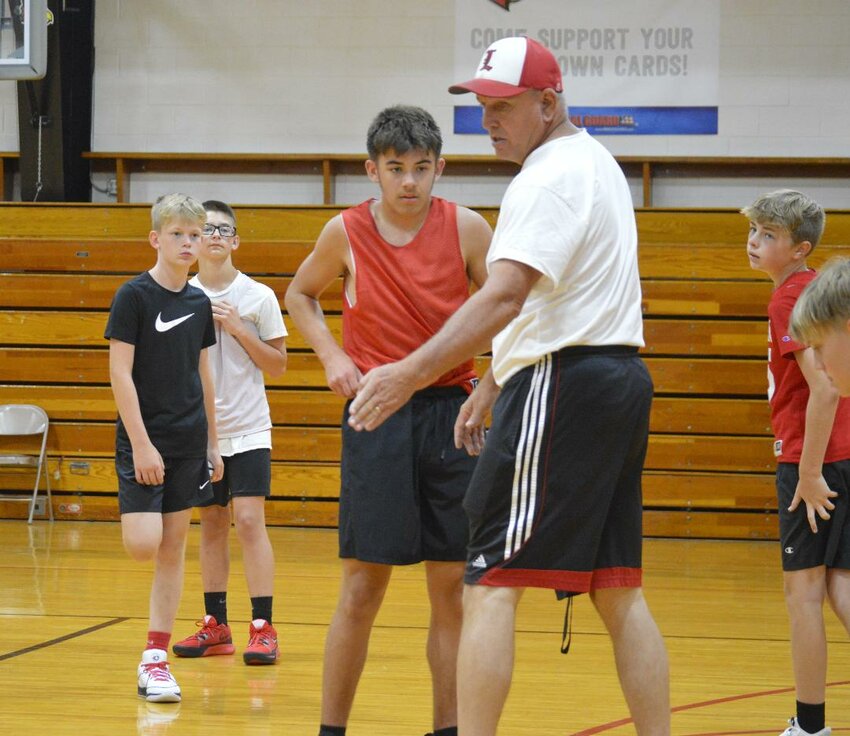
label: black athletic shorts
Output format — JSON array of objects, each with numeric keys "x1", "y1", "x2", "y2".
[
  {"x1": 200, "y1": 448, "x2": 272, "y2": 507},
  {"x1": 116, "y1": 444, "x2": 213, "y2": 514},
  {"x1": 777, "y1": 460, "x2": 850, "y2": 571},
  {"x1": 464, "y1": 346, "x2": 653, "y2": 592},
  {"x1": 339, "y1": 386, "x2": 476, "y2": 565}
]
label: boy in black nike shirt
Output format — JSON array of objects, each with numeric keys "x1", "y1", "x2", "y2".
[{"x1": 105, "y1": 193, "x2": 224, "y2": 703}]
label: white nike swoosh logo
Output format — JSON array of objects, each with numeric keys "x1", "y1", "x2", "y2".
[
  {"x1": 155, "y1": 312, "x2": 195, "y2": 332},
  {"x1": 199, "y1": 479, "x2": 210, "y2": 490}
]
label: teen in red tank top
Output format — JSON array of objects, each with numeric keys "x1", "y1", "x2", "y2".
[{"x1": 341, "y1": 196, "x2": 477, "y2": 392}]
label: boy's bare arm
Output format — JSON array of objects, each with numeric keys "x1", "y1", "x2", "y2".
[
  {"x1": 199, "y1": 348, "x2": 224, "y2": 482},
  {"x1": 284, "y1": 215, "x2": 362, "y2": 397},
  {"x1": 457, "y1": 206, "x2": 493, "y2": 290},
  {"x1": 792, "y1": 346, "x2": 840, "y2": 532},
  {"x1": 109, "y1": 339, "x2": 164, "y2": 485}
]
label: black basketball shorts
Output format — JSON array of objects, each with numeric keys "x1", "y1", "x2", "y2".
[
  {"x1": 116, "y1": 444, "x2": 213, "y2": 515},
  {"x1": 200, "y1": 448, "x2": 272, "y2": 507},
  {"x1": 777, "y1": 460, "x2": 850, "y2": 572},
  {"x1": 339, "y1": 386, "x2": 476, "y2": 565},
  {"x1": 463, "y1": 346, "x2": 653, "y2": 593}
]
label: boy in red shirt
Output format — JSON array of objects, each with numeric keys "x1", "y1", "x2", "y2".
[{"x1": 745, "y1": 189, "x2": 850, "y2": 736}]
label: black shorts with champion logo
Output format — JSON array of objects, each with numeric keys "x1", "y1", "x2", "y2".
[
  {"x1": 777, "y1": 460, "x2": 850, "y2": 572},
  {"x1": 464, "y1": 346, "x2": 653, "y2": 593},
  {"x1": 339, "y1": 386, "x2": 476, "y2": 565}
]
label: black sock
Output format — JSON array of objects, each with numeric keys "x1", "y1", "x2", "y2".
[
  {"x1": 318, "y1": 726, "x2": 346, "y2": 736},
  {"x1": 797, "y1": 701, "x2": 825, "y2": 734},
  {"x1": 251, "y1": 596, "x2": 273, "y2": 625},
  {"x1": 430, "y1": 729, "x2": 458, "y2": 736},
  {"x1": 204, "y1": 591, "x2": 228, "y2": 625}
]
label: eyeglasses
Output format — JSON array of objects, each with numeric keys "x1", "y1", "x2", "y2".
[{"x1": 202, "y1": 223, "x2": 237, "y2": 237}]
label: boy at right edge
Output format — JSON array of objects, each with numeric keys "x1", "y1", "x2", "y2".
[{"x1": 744, "y1": 189, "x2": 850, "y2": 736}]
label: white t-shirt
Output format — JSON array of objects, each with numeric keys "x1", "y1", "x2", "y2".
[
  {"x1": 189, "y1": 271, "x2": 287, "y2": 451},
  {"x1": 487, "y1": 130, "x2": 644, "y2": 386}
]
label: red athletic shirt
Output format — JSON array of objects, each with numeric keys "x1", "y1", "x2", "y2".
[
  {"x1": 341, "y1": 197, "x2": 477, "y2": 392},
  {"x1": 768, "y1": 269, "x2": 850, "y2": 462}
]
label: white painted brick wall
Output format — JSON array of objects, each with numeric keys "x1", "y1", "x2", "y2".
[{"x1": 2, "y1": 0, "x2": 849, "y2": 205}]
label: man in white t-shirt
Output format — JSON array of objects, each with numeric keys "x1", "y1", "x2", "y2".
[
  {"x1": 173, "y1": 200, "x2": 287, "y2": 665},
  {"x1": 347, "y1": 37, "x2": 670, "y2": 735}
]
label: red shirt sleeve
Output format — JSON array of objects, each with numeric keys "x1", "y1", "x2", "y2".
[{"x1": 768, "y1": 283, "x2": 807, "y2": 359}]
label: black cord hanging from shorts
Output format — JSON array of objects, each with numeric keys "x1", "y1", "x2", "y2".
[{"x1": 556, "y1": 590, "x2": 576, "y2": 654}]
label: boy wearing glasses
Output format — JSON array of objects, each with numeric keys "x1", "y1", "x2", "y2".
[
  {"x1": 105, "y1": 193, "x2": 223, "y2": 702},
  {"x1": 173, "y1": 200, "x2": 288, "y2": 665}
]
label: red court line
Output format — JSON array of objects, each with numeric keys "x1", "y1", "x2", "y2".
[{"x1": 568, "y1": 679, "x2": 850, "y2": 736}]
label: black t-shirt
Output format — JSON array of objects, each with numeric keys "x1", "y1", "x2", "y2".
[{"x1": 104, "y1": 271, "x2": 216, "y2": 457}]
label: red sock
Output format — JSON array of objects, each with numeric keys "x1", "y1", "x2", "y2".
[{"x1": 145, "y1": 631, "x2": 170, "y2": 651}]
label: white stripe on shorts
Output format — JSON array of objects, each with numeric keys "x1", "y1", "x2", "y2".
[{"x1": 503, "y1": 354, "x2": 552, "y2": 560}]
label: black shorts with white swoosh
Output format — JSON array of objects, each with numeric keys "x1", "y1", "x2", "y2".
[{"x1": 116, "y1": 444, "x2": 213, "y2": 514}]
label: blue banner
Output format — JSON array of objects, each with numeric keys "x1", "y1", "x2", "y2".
[{"x1": 454, "y1": 105, "x2": 718, "y2": 136}]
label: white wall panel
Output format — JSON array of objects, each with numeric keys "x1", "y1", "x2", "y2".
[{"x1": 2, "y1": 0, "x2": 849, "y2": 206}]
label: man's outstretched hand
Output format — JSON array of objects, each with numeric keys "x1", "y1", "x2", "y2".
[{"x1": 348, "y1": 363, "x2": 417, "y2": 431}]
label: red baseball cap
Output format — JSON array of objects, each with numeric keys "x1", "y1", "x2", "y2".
[{"x1": 449, "y1": 36, "x2": 563, "y2": 97}]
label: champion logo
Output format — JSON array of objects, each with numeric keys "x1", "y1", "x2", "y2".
[
  {"x1": 784, "y1": 546, "x2": 795, "y2": 555},
  {"x1": 781, "y1": 335, "x2": 792, "y2": 342},
  {"x1": 471, "y1": 554, "x2": 488, "y2": 569},
  {"x1": 155, "y1": 312, "x2": 195, "y2": 333}
]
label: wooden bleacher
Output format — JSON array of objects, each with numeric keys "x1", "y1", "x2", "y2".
[{"x1": 1, "y1": 203, "x2": 849, "y2": 539}]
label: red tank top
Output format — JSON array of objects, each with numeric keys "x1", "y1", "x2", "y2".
[{"x1": 341, "y1": 197, "x2": 477, "y2": 391}]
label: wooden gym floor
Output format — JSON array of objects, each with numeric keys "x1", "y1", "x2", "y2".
[{"x1": 0, "y1": 519, "x2": 848, "y2": 735}]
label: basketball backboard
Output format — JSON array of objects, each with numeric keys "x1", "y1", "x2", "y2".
[{"x1": 0, "y1": 0, "x2": 48, "y2": 80}]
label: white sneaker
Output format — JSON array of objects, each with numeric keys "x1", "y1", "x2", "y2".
[
  {"x1": 779, "y1": 717, "x2": 831, "y2": 736},
  {"x1": 137, "y1": 648, "x2": 181, "y2": 702},
  {"x1": 136, "y1": 701, "x2": 181, "y2": 735}
]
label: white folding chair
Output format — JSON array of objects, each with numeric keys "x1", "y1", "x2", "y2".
[{"x1": 0, "y1": 405, "x2": 53, "y2": 523}]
